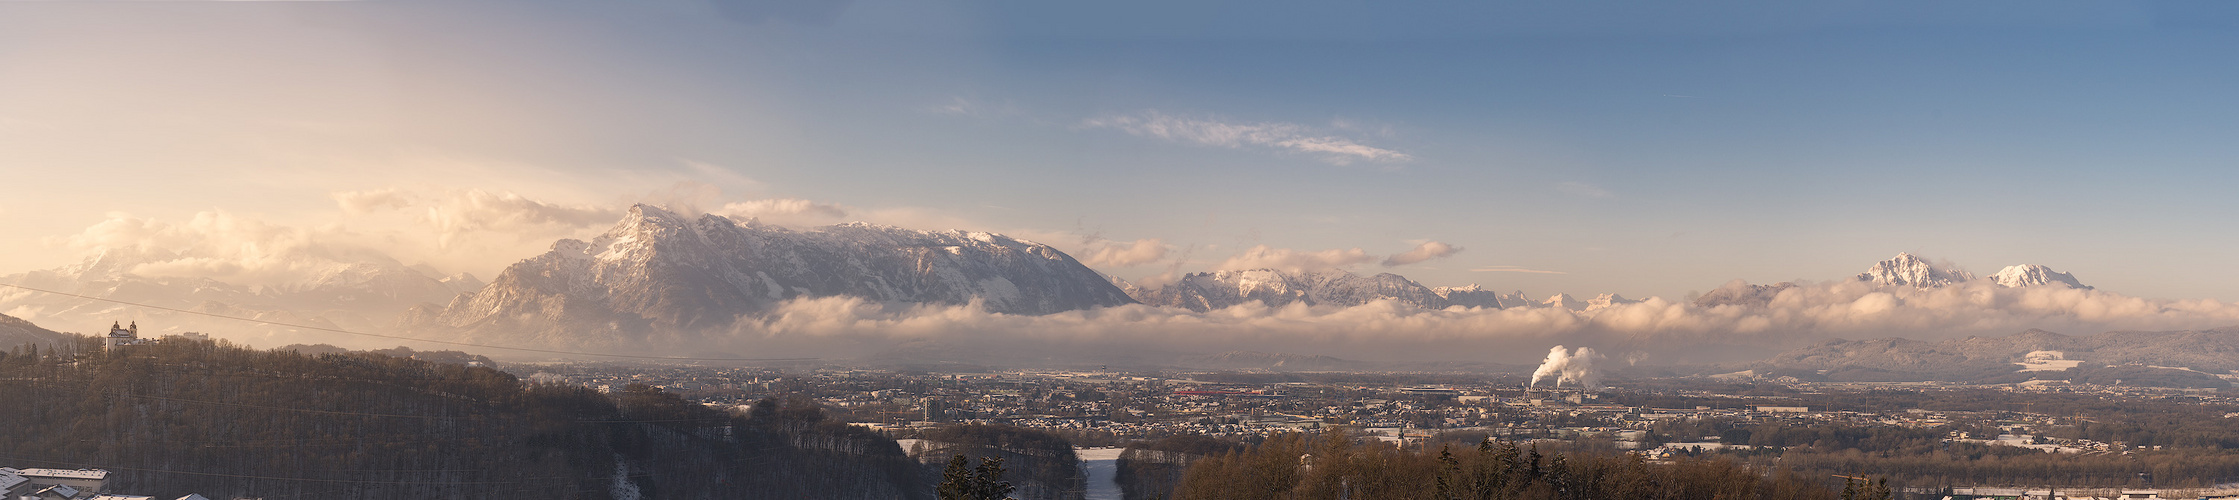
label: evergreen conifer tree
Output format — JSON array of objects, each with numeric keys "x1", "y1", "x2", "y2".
[
  {"x1": 938, "y1": 454, "x2": 976, "y2": 500},
  {"x1": 973, "y1": 456, "x2": 1016, "y2": 500},
  {"x1": 936, "y1": 454, "x2": 1015, "y2": 500}
]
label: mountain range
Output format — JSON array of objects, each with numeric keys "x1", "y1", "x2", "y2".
[
  {"x1": 1697, "y1": 252, "x2": 2092, "y2": 308},
  {"x1": 1751, "y1": 327, "x2": 2239, "y2": 387},
  {"x1": 0, "y1": 312, "x2": 70, "y2": 349},
  {"x1": 1855, "y1": 252, "x2": 1976, "y2": 288},
  {"x1": 0, "y1": 245, "x2": 479, "y2": 339},
  {"x1": 1851, "y1": 252, "x2": 2091, "y2": 290},
  {"x1": 0, "y1": 203, "x2": 2138, "y2": 362},
  {"x1": 405, "y1": 204, "x2": 1135, "y2": 350},
  {"x1": 1116, "y1": 269, "x2": 1526, "y2": 312}
]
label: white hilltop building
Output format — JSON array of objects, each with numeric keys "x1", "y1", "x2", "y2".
[{"x1": 102, "y1": 322, "x2": 140, "y2": 351}]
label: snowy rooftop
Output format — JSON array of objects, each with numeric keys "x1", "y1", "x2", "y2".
[{"x1": 19, "y1": 468, "x2": 109, "y2": 479}]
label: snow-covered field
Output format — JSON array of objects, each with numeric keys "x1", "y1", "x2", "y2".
[{"x1": 1076, "y1": 447, "x2": 1125, "y2": 500}]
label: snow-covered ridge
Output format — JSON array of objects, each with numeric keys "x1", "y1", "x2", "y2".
[
  {"x1": 1850, "y1": 253, "x2": 2091, "y2": 290},
  {"x1": 1125, "y1": 268, "x2": 1456, "y2": 312},
  {"x1": 1430, "y1": 284, "x2": 1536, "y2": 309},
  {"x1": 1990, "y1": 264, "x2": 2091, "y2": 290},
  {"x1": 1123, "y1": 268, "x2": 1552, "y2": 312},
  {"x1": 417, "y1": 204, "x2": 1137, "y2": 348},
  {"x1": 1856, "y1": 252, "x2": 1975, "y2": 288}
]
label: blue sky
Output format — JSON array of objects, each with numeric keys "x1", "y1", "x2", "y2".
[{"x1": 5, "y1": 0, "x2": 2239, "y2": 302}]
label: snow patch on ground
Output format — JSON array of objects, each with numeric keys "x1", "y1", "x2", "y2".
[
  {"x1": 611, "y1": 455, "x2": 643, "y2": 500},
  {"x1": 2016, "y1": 350, "x2": 2084, "y2": 372}
]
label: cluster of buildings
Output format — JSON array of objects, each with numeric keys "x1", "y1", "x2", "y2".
[
  {"x1": 0, "y1": 467, "x2": 207, "y2": 500},
  {"x1": 517, "y1": 363, "x2": 2198, "y2": 463},
  {"x1": 99, "y1": 322, "x2": 208, "y2": 352},
  {"x1": 524, "y1": 365, "x2": 1881, "y2": 445}
]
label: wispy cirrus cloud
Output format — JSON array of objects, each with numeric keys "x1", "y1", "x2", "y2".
[{"x1": 1081, "y1": 110, "x2": 1413, "y2": 166}]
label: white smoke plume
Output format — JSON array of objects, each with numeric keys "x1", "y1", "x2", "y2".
[{"x1": 1529, "y1": 345, "x2": 1602, "y2": 389}]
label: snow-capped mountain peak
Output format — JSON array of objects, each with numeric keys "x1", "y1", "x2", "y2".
[
  {"x1": 1586, "y1": 293, "x2": 1638, "y2": 310},
  {"x1": 1429, "y1": 285, "x2": 1536, "y2": 309},
  {"x1": 1990, "y1": 264, "x2": 2091, "y2": 290},
  {"x1": 1856, "y1": 252, "x2": 1975, "y2": 288},
  {"x1": 416, "y1": 205, "x2": 1136, "y2": 350},
  {"x1": 1542, "y1": 293, "x2": 1587, "y2": 310}
]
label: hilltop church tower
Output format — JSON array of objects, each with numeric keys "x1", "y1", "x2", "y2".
[{"x1": 104, "y1": 321, "x2": 139, "y2": 351}]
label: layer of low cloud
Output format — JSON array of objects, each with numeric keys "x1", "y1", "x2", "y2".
[
  {"x1": 669, "y1": 277, "x2": 2239, "y2": 364},
  {"x1": 30, "y1": 202, "x2": 2239, "y2": 365},
  {"x1": 1081, "y1": 110, "x2": 1412, "y2": 165},
  {"x1": 12, "y1": 188, "x2": 627, "y2": 292},
  {"x1": 45, "y1": 210, "x2": 384, "y2": 288},
  {"x1": 1382, "y1": 241, "x2": 1462, "y2": 267},
  {"x1": 332, "y1": 187, "x2": 617, "y2": 248},
  {"x1": 715, "y1": 198, "x2": 852, "y2": 225}
]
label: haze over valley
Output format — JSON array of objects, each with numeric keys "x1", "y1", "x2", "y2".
[
  {"x1": 7, "y1": 201, "x2": 2238, "y2": 371},
  {"x1": 11, "y1": 3, "x2": 2239, "y2": 499}
]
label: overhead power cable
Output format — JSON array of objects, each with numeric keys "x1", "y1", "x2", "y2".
[{"x1": 0, "y1": 282, "x2": 818, "y2": 362}]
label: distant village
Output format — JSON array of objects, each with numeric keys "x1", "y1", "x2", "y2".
[
  {"x1": 24, "y1": 320, "x2": 2239, "y2": 499},
  {"x1": 515, "y1": 361, "x2": 2239, "y2": 499}
]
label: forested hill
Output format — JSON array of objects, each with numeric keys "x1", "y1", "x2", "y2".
[
  {"x1": 0, "y1": 335, "x2": 927, "y2": 500},
  {"x1": 0, "y1": 312, "x2": 70, "y2": 348}
]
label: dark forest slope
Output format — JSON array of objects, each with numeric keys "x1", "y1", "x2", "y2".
[
  {"x1": 0, "y1": 335, "x2": 926, "y2": 500},
  {"x1": 0, "y1": 312, "x2": 71, "y2": 348}
]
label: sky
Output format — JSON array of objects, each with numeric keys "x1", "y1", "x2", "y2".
[{"x1": 6, "y1": 0, "x2": 2239, "y2": 304}]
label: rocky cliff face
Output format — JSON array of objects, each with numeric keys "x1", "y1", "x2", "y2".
[
  {"x1": 418, "y1": 205, "x2": 1136, "y2": 349},
  {"x1": 1430, "y1": 284, "x2": 1532, "y2": 309}
]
